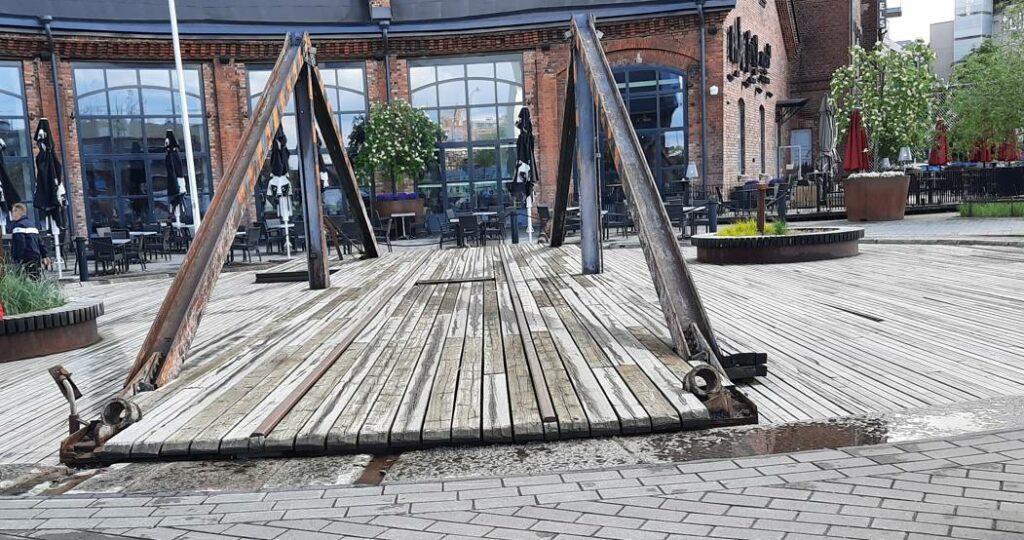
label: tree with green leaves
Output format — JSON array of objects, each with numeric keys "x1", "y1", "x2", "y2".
[
  {"x1": 947, "y1": 1, "x2": 1024, "y2": 156},
  {"x1": 830, "y1": 41, "x2": 937, "y2": 168},
  {"x1": 347, "y1": 100, "x2": 445, "y2": 193}
]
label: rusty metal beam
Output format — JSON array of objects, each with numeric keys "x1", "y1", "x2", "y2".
[
  {"x1": 294, "y1": 63, "x2": 330, "y2": 290},
  {"x1": 549, "y1": 57, "x2": 576, "y2": 248},
  {"x1": 575, "y1": 54, "x2": 602, "y2": 274},
  {"x1": 124, "y1": 34, "x2": 308, "y2": 392},
  {"x1": 571, "y1": 14, "x2": 722, "y2": 358},
  {"x1": 309, "y1": 68, "x2": 379, "y2": 258}
]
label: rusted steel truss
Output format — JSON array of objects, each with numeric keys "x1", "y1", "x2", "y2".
[
  {"x1": 123, "y1": 33, "x2": 377, "y2": 394},
  {"x1": 552, "y1": 15, "x2": 765, "y2": 401}
]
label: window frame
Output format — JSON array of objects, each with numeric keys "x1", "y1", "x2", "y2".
[
  {"x1": 71, "y1": 62, "x2": 213, "y2": 231},
  {"x1": 0, "y1": 60, "x2": 35, "y2": 213}
]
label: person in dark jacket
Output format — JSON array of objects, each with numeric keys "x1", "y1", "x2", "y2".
[{"x1": 8, "y1": 203, "x2": 49, "y2": 279}]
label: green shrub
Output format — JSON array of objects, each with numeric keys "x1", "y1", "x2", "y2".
[
  {"x1": 959, "y1": 201, "x2": 1024, "y2": 217},
  {"x1": 770, "y1": 220, "x2": 791, "y2": 236},
  {"x1": 0, "y1": 267, "x2": 65, "y2": 316},
  {"x1": 717, "y1": 219, "x2": 759, "y2": 237}
]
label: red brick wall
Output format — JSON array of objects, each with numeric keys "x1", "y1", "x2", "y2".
[
  {"x1": 720, "y1": 0, "x2": 791, "y2": 188},
  {"x1": 5, "y1": 4, "x2": 864, "y2": 222}
]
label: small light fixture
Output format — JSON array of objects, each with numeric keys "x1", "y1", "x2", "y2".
[
  {"x1": 709, "y1": 85, "x2": 720, "y2": 96},
  {"x1": 898, "y1": 146, "x2": 913, "y2": 164},
  {"x1": 881, "y1": 157, "x2": 893, "y2": 170},
  {"x1": 686, "y1": 162, "x2": 700, "y2": 180}
]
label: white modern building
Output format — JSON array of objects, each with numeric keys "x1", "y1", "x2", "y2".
[{"x1": 953, "y1": 0, "x2": 994, "y2": 61}]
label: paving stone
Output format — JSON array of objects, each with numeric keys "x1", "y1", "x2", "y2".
[
  {"x1": 474, "y1": 496, "x2": 537, "y2": 510},
  {"x1": 470, "y1": 513, "x2": 537, "y2": 529},
  {"x1": 871, "y1": 517, "x2": 950, "y2": 536},
  {"x1": 795, "y1": 511, "x2": 871, "y2": 527},
  {"x1": 320, "y1": 520, "x2": 387, "y2": 537},
  {"x1": 535, "y1": 490, "x2": 601, "y2": 505},
  {"x1": 593, "y1": 525, "x2": 666, "y2": 540},
  {"x1": 707, "y1": 525, "x2": 784, "y2": 539},
  {"x1": 639, "y1": 520, "x2": 712, "y2": 537},
  {"x1": 370, "y1": 515, "x2": 437, "y2": 530},
  {"x1": 825, "y1": 525, "x2": 907, "y2": 540},
  {"x1": 502, "y1": 475, "x2": 563, "y2": 487},
  {"x1": 425, "y1": 520, "x2": 493, "y2": 537}
]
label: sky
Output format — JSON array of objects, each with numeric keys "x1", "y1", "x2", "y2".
[{"x1": 886, "y1": 0, "x2": 956, "y2": 43}]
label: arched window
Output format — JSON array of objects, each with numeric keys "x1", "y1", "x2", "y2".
[
  {"x1": 0, "y1": 62, "x2": 34, "y2": 212},
  {"x1": 738, "y1": 99, "x2": 746, "y2": 176},
  {"x1": 601, "y1": 66, "x2": 688, "y2": 201},
  {"x1": 248, "y1": 63, "x2": 368, "y2": 219},
  {"x1": 759, "y1": 105, "x2": 766, "y2": 175},
  {"x1": 409, "y1": 56, "x2": 525, "y2": 216},
  {"x1": 73, "y1": 65, "x2": 212, "y2": 230}
]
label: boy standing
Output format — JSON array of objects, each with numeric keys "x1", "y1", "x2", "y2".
[{"x1": 8, "y1": 203, "x2": 49, "y2": 279}]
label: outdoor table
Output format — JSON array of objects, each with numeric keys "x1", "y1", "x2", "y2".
[
  {"x1": 129, "y1": 231, "x2": 158, "y2": 237},
  {"x1": 391, "y1": 212, "x2": 416, "y2": 240}
]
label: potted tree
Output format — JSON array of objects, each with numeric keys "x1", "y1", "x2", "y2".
[
  {"x1": 831, "y1": 42, "x2": 936, "y2": 221},
  {"x1": 348, "y1": 100, "x2": 444, "y2": 222}
]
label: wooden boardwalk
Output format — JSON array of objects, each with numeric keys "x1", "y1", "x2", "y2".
[
  {"x1": 2, "y1": 242, "x2": 1023, "y2": 464},
  {"x1": 102, "y1": 244, "x2": 730, "y2": 459}
]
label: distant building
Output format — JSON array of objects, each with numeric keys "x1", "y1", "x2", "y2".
[
  {"x1": 954, "y1": 0, "x2": 994, "y2": 61},
  {"x1": 931, "y1": 20, "x2": 956, "y2": 80}
]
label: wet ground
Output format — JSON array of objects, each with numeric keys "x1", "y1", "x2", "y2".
[{"x1": 6, "y1": 393, "x2": 1023, "y2": 497}]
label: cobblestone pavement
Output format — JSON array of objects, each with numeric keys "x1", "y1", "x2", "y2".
[
  {"x1": 5, "y1": 428, "x2": 1024, "y2": 539},
  {"x1": 803, "y1": 212, "x2": 1024, "y2": 241}
]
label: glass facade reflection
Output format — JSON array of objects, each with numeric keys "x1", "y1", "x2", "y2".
[
  {"x1": 600, "y1": 66, "x2": 689, "y2": 203},
  {"x1": 0, "y1": 62, "x2": 33, "y2": 214},
  {"x1": 73, "y1": 64, "x2": 212, "y2": 230},
  {"x1": 409, "y1": 56, "x2": 524, "y2": 221},
  {"x1": 248, "y1": 63, "x2": 367, "y2": 219}
]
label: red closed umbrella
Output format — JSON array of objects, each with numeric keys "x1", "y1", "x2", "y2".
[
  {"x1": 998, "y1": 137, "x2": 1020, "y2": 162},
  {"x1": 928, "y1": 119, "x2": 950, "y2": 166},
  {"x1": 970, "y1": 141, "x2": 993, "y2": 163},
  {"x1": 842, "y1": 110, "x2": 871, "y2": 172}
]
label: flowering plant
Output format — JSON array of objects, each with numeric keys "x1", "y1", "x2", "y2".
[
  {"x1": 830, "y1": 42, "x2": 937, "y2": 168},
  {"x1": 846, "y1": 171, "x2": 908, "y2": 179},
  {"x1": 348, "y1": 100, "x2": 445, "y2": 191}
]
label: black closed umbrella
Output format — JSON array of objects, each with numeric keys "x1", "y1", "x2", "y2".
[
  {"x1": 513, "y1": 107, "x2": 538, "y2": 241},
  {"x1": 266, "y1": 127, "x2": 294, "y2": 257},
  {"x1": 0, "y1": 138, "x2": 23, "y2": 223},
  {"x1": 33, "y1": 118, "x2": 65, "y2": 228},
  {"x1": 165, "y1": 130, "x2": 187, "y2": 224},
  {"x1": 33, "y1": 118, "x2": 66, "y2": 276}
]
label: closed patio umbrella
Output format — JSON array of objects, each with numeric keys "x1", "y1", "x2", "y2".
[
  {"x1": 266, "y1": 127, "x2": 293, "y2": 257},
  {"x1": 928, "y1": 119, "x2": 950, "y2": 166},
  {"x1": 842, "y1": 110, "x2": 871, "y2": 173},
  {"x1": 514, "y1": 107, "x2": 537, "y2": 240},
  {"x1": 998, "y1": 136, "x2": 1020, "y2": 162},
  {"x1": 970, "y1": 141, "x2": 992, "y2": 163},
  {"x1": 164, "y1": 130, "x2": 187, "y2": 226},
  {"x1": 817, "y1": 96, "x2": 839, "y2": 177},
  {"x1": 33, "y1": 118, "x2": 66, "y2": 278},
  {"x1": 0, "y1": 138, "x2": 23, "y2": 229}
]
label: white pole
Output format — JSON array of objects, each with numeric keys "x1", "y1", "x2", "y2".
[
  {"x1": 49, "y1": 217, "x2": 63, "y2": 279},
  {"x1": 168, "y1": 0, "x2": 201, "y2": 232}
]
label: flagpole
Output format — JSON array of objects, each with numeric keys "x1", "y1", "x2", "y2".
[{"x1": 168, "y1": 0, "x2": 201, "y2": 231}]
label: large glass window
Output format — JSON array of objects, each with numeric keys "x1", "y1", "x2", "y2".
[
  {"x1": 73, "y1": 64, "x2": 212, "y2": 230},
  {"x1": 0, "y1": 62, "x2": 33, "y2": 214},
  {"x1": 247, "y1": 63, "x2": 367, "y2": 219},
  {"x1": 410, "y1": 56, "x2": 524, "y2": 219},
  {"x1": 600, "y1": 66, "x2": 688, "y2": 202}
]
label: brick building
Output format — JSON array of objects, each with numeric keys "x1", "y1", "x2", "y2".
[{"x1": 0, "y1": 0, "x2": 878, "y2": 237}]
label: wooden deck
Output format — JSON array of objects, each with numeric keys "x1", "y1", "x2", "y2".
[
  {"x1": 101, "y1": 244, "x2": 740, "y2": 460},
  {"x1": 3, "y1": 242, "x2": 1024, "y2": 464}
]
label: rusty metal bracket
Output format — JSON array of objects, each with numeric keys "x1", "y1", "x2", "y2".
[{"x1": 49, "y1": 365, "x2": 82, "y2": 435}]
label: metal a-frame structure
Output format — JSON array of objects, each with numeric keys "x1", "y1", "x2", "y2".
[
  {"x1": 552, "y1": 15, "x2": 766, "y2": 386},
  {"x1": 124, "y1": 33, "x2": 379, "y2": 394}
]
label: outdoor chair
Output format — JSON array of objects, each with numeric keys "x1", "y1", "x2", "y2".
[
  {"x1": 289, "y1": 219, "x2": 306, "y2": 252},
  {"x1": 123, "y1": 237, "x2": 147, "y2": 271},
  {"x1": 338, "y1": 220, "x2": 362, "y2": 255},
  {"x1": 143, "y1": 227, "x2": 172, "y2": 261},
  {"x1": 91, "y1": 237, "x2": 125, "y2": 274},
  {"x1": 171, "y1": 226, "x2": 193, "y2": 252},
  {"x1": 536, "y1": 204, "x2": 552, "y2": 240},
  {"x1": 109, "y1": 229, "x2": 129, "y2": 240},
  {"x1": 438, "y1": 216, "x2": 461, "y2": 249},
  {"x1": 95, "y1": 226, "x2": 111, "y2": 238},
  {"x1": 371, "y1": 213, "x2": 393, "y2": 253},
  {"x1": 483, "y1": 211, "x2": 508, "y2": 242},
  {"x1": 231, "y1": 226, "x2": 263, "y2": 263},
  {"x1": 457, "y1": 214, "x2": 481, "y2": 247}
]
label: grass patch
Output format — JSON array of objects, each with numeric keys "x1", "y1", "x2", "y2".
[
  {"x1": 717, "y1": 219, "x2": 791, "y2": 237},
  {"x1": 0, "y1": 267, "x2": 66, "y2": 316},
  {"x1": 959, "y1": 201, "x2": 1024, "y2": 218}
]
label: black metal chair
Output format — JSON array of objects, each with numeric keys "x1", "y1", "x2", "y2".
[
  {"x1": 438, "y1": 216, "x2": 461, "y2": 249},
  {"x1": 91, "y1": 237, "x2": 125, "y2": 274},
  {"x1": 109, "y1": 229, "x2": 129, "y2": 240},
  {"x1": 483, "y1": 211, "x2": 507, "y2": 242},
  {"x1": 457, "y1": 214, "x2": 482, "y2": 246},
  {"x1": 371, "y1": 212, "x2": 393, "y2": 253},
  {"x1": 144, "y1": 227, "x2": 172, "y2": 261},
  {"x1": 123, "y1": 237, "x2": 147, "y2": 271},
  {"x1": 231, "y1": 226, "x2": 263, "y2": 263}
]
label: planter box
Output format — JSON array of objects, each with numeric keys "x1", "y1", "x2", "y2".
[
  {"x1": 692, "y1": 227, "x2": 865, "y2": 265},
  {"x1": 0, "y1": 299, "x2": 104, "y2": 362},
  {"x1": 374, "y1": 199, "x2": 424, "y2": 221},
  {"x1": 844, "y1": 175, "x2": 911, "y2": 221}
]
